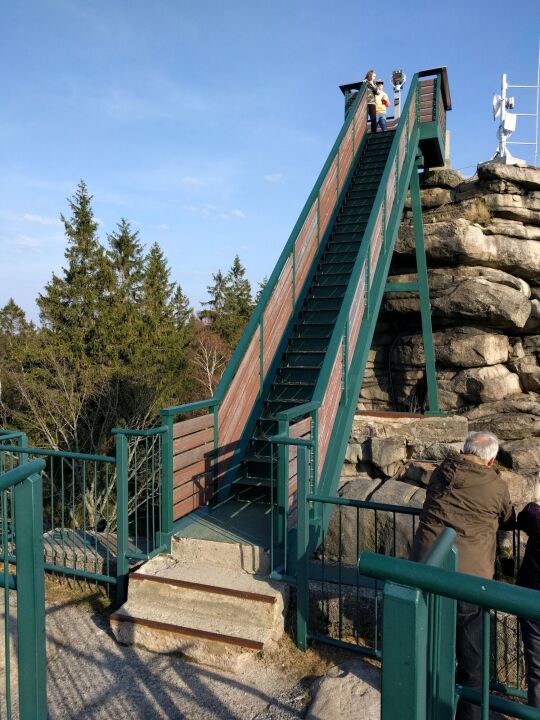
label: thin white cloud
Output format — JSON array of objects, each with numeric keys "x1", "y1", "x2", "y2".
[
  {"x1": 264, "y1": 173, "x2": 284, "y2": 183},
  {"x1": 180, "y1": 176, "x2": 203, "y2": 186},
  {"x1": 23, "y1": 213, "x2": 60, "y2": 226},
  {"x1": 15, "y1": 235, "x2": 40, "y2": 248},
  {"x1": 182, "y1": 203, "x2": 246, "y2": 221},
  {"x1": 157, "y1": 223, "x2": 169, "y2": 231}
]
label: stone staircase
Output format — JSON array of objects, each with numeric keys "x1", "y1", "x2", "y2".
[{"x1": 110, "y1": 536, "x2": 288, "y2": 670}]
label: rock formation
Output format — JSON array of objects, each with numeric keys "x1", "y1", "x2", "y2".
[{"x1": 337, "y1": 162, "x2": 540, "y2": 536}]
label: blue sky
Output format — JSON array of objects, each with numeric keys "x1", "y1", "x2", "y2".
[{"x1": 1, "y1": 1, "x2": 539, "y2": 322}]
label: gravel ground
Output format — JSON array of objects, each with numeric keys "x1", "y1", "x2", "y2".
[
  {"x1": 30, "y1": 597, "x2": 334, "y2": 720},
  {"x1": 44, "y1": 596, "x2": 314, "y2": 720}
]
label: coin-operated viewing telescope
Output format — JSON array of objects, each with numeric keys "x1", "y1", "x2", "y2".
[{"x1": 392, "y1": 69, "x2": 407, "y2": 120}]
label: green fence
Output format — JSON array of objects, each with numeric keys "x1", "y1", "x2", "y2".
[
  {"x1": 359, "y1": 531, "x2": 540, "y2": 720},
  {"x1": 0, "y1": 427, "x2": 171, "y2": 604},
  {"x1": 0, "y1": 458, "x2": 47, "y2": 720}
]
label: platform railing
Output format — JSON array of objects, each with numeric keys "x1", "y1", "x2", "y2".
[
  {"x1": 0, "y1": 427, "x2": 168, "y2": 605},
  {"x1": 359, "y1": 532, "x2": 540, "y2": 720},
  {"x1": 0, "y1": 458, "x2": 47, "y2": 720}
]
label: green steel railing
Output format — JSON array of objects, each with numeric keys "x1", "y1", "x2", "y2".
[
  {"x1": 270, "y1": 70, "x2": 439, "y2": 577},
  {"x1": 293, "y1": 445, "x2": 528, "y2": 705},
  {"x1": 0, "y1": 458, "x2": 47, "y2": 720},
  {"x1": 0, "y1": 426, "x2": 169, "y2": 606},
  {"x1": 359, "y1": 535, "x2": 540, "y2": 720}
]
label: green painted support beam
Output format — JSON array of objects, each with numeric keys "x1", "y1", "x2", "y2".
[
  {"x1": 410, "y1": 159, "x2": 440, "y2": 413},
  {"x1": 114, "y1": 433, "x2": 129, "y2": 607},
  {"x1": 14, "y1": 469, "x2": 47, "y2": 720},
  {"x1": 381, "y1": 582, "x2": 428, "y2": 720}
]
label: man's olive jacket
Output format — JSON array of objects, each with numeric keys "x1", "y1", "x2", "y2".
[{"x1": 409, "y1": 454, "x2": 514, "y2": 579}]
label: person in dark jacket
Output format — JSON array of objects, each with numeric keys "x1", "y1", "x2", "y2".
[
  {"x1": 516, "y1": 481, "x2": 540, "y2": 708},
  {"x1": 364, "y1": 70, "x2": 378, "y2": 134},
  {"x1": 410, "y1": 430, "x2": 515, "y2": 720}
]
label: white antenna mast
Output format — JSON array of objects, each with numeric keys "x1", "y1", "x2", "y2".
[{"x1": 492, "y1": 46, "x2": 540, "y2": 166}]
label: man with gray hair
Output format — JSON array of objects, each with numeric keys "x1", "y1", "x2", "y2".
[{"x1": 410, "y1": 430, "x2": 515, "y2": 720}]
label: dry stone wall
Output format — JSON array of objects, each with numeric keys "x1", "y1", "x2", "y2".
[{"x1": 339, "y1": 162, "x2": 540, "y2": 522}]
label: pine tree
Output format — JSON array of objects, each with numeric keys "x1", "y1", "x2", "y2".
[
  {"x1": 172, "y1": 285, "x2": 193, "y2": 330},
  {"x1": 254, "y1": 275, "x2": 268, "y2": 305},
  {"x1": 107, "y1": 218, "x2": 144, "y2": 301},
  {"x1": 38, "y1": 180, "x2": 116, "y2": 367},
  {"x1": 199, "y1": 270, "x2": 228, "y2": 326}
]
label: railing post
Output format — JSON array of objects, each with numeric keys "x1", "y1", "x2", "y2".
[
  {"x1": 115, "y1": 432, "x2": 129, "y2": 606},
  {"x1": 14, "y1": 470, "x2": 47, "y2": 720},
  {"x1": 158, "y1": 412, "x2": 174, "y2": 553},
  {"x1": 277, "y1": 419, "x2": 289, "y2": 572},
  {"x1": 381, "y1": 582, "x2": 428, "y2": 720},
  {"x1": 296, "y1": 445, "x2": 309, "y2": 651},
  {"x1": 409, "y1": 159, "x2": 440, "y2": 414}
]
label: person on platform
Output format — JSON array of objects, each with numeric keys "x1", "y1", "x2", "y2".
[
  {"x1": 516, "y1": 480, "x2": 540, "y2": 708},
  {"x1": 364, "y1": 70, "x2": 378, "y2": 134},
  {"x1": 374, "y1": 79, "x2": 390, "y2": 131},
  {"x1": 410, "y1": 430, "x2": 515, "y2": 720}
]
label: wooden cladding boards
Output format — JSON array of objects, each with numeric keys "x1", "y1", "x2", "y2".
[
  {"x1": 318, "y1": 344, "x2": 343, "y2": 482},
  {"x1": 348, "y1": 265, "x2": 366, "y2": 367},
  {"x1": 219, "y1": 327, "x2": 261, "y2": 449},
  {"x1": 370, "y1": 205, "x2": 384, "y2": 270},
  {"x1": 294, "y1": 202, "x2": 318, "y2": 303},
  {"x1": 319, "y1": 155, "x2": 338, "y2": 239},
  {"x1": 263, "y1": 256, "x2": 293, "y2": 375},
  {"x1": 172, "y1": 413, "x2": 215, "y2": 521},
  {"x1": 338, "y1": 122, "x2": 354, "y2": 196}
]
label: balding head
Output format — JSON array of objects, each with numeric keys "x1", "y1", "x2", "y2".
[{"x1": 463, "y1": 431, "x2": 499, "y2": 466}]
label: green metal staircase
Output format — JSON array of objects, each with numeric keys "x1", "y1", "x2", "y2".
[
  {"x1": 240, "y1": 132, "x2": 395, "y2": 497},
  {"x1": 161, "y1": 67, "x2": 452, "y2": 573}
]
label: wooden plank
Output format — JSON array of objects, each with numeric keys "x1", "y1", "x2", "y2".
[
  {"x1": 218, "y1": 326, "x2": 260, "y2": 440},
  {"x1": 110, "y1": 613, "x2": 265, "y2": 651},
  {"x1": 173, "y1": 413, "x2": 213, "y2": 440},
  {"x1": 173, "y1": 474, "x2": 212, "y2": 504},
  {"x1": 173, "y1": 426, "x2": 214, "y2": 455},
  {"x1": 173, "y1": 442, "x2": 214, "y2": 472},
  {"x1": 173, "y1": 459, "x2": 210, "y2": 488},
  {"x1": 319, "y1": 155, "x2": 338, "y2": 238},
  {"x1": 317, "y1": 344, "x2": 343, "y2": 481},
  {"x1": 348, "y1": 264, "x2": 366, "y2": 364}
]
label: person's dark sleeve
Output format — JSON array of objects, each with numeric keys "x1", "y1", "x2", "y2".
[{"x1": 518, "y1": 503, "x2": 540, "y2": 537}]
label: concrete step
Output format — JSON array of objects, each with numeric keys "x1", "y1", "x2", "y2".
[
  {"x1": 125, "y1": 555, "x2": 284, "y2": 628},
  {"x1": 171, "y1": 535, "x2": 270, "y2": 575},
  {"x1": 110, "y1": 543, "x2": 288, "y2": 670}
]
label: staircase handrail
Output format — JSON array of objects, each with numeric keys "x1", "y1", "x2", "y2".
[
  {"x1": 310, "y1": 73, "x2": 420, "y2": 411},
  {"x1": 161, "y1": 83, "x2": 369, "y2": 422}
]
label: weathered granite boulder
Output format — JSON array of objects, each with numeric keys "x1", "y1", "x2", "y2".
[
  {"x1": 464, "y1": 396, "x2": 540, "y2": 440},
  {"x1": 499, "y1": 438, "x2": 540, "y2": 474},
  {"x1": 483, "y1": 192, "x2": 540, "y2": 226},
  {"x1": 396, "y1": 219, "x2": 540, "y2": 280},
  {"x1": 383, "y1": 268, "x2": 532, "y2": 331},
  {"x1": 477, "y1": 162, "x2": 540, "y2": 190},
  {"x1": 325, "y1": 477, "x2": 383, "y2": 564},
  {"x1": 392, "y1": 327, "x2": 509, "y2": 368},
  {"x1": 484, "y1": 220, "x2": 540, "y2": 241},
  {"x1": 421, "y1": 167, "x2": 465, "y2": 189},
  {"x1": 508, "y1": 355, "x2": 540, "y2": 392},
  {"x1": 306, "y1": 660, "x2": 381, "y2": 720},
  {"x1": 451, "y1": 364, "x2": 521, "y2": 403},
  {"x1": 369, "y1": 436, "x2": 408, "y2": 476}
]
